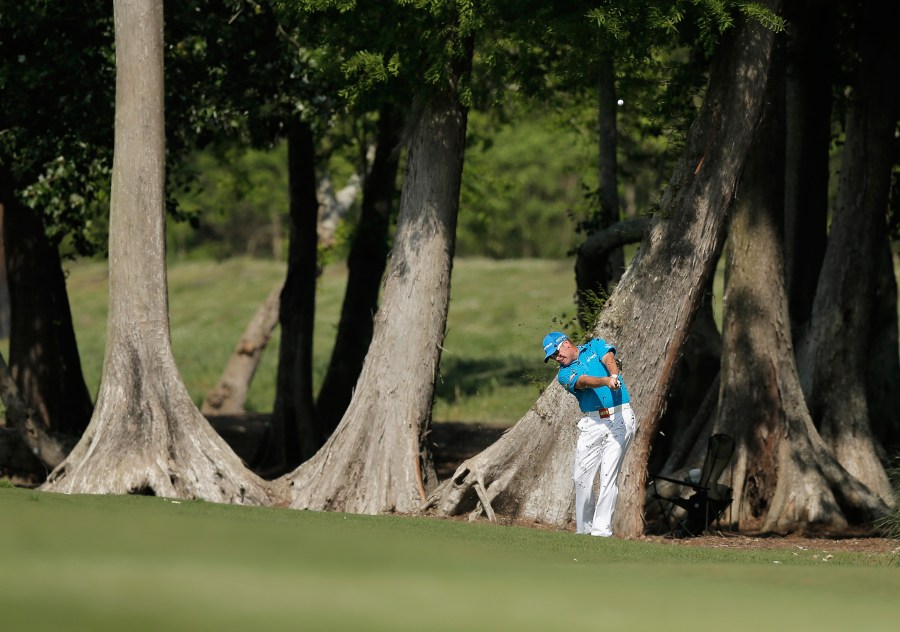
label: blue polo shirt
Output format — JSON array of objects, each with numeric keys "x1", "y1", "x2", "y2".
[{"x1": 557, "y1": 338, "x2": 630, "y2": 413}]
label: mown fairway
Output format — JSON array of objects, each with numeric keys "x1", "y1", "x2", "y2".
[
  {"x1": 1, "y1": 487, "x2": 897, "y2": 631},
  {"x1": 62, "y1": 256, "x2": 578, "y2": 424}
]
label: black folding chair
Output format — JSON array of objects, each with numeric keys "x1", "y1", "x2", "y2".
[{"x1": 648, "y1": 433, "x2": 735, "y2": 537}]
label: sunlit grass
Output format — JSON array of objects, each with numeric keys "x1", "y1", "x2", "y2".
[
  {"x1": 60, "y1": 256, "x2": 576, "y2": 424},
  {"x1": 1, "y1": 488, "x2": 896, "y2": 631},
  {"x1": 10, "y1": 248, "x2": 895, "y2": 426},
  {"x1": 65, "y1": 257, "x2": 287, "y2": 414}
]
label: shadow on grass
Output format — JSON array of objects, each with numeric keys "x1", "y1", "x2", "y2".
[{"x1": 435, "y1": 356, "x2": 553, "y2": 402}]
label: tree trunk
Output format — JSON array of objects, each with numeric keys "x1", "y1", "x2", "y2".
[
  {"x1": 281, "y1": 72, "x2": 470, "y2": 514},
  {"x1": 42, "y1": 0, "x2": 277, "y2": 505},
  {"x1": 316, "y1": 103, "x2": 402, "y2": 435},
  {"x1": 0, "y1": 206, "x2": 8, "y2": 340},
  {"x1": 0, "y1": 427, "x2": 45, "y2": 477},
  {"x1": 201, "y1": 280, "x2": 283, "y2": 416},
  {"x1": 782, "y1": 0, "x2": 833, "y2": 337},
  {"x1": 316, "y1": 173, "x2": 361, "y2": 248},
  {"x1": 577, "y1": 217, "x2": 653, "y2": 263},
  {"x1": 658, "y1": 372, "x2": 721, "y2": 478},
  {"x1": 575, "y1": 56, "x2": 624, "y2": 325},
  {"x1": 650, "y1": 286, "x2": 721, "y2": 476},
  {"x1": 0, "y1": 351, "x2": 73, "y2": 472},
  {"x1": 426, "y1": 5, "x2": 782, "y2": 536},
  {"x1": 271, "y1": 206, "x2": 282, "y2": 260},
  {"x1": 596, "y1": 57, "x2": 624, "y2": 282},
  {"x1": 263, "y1": 118, "x2": 320, "y2": 474},
  {"x1": 797, "y1": 1, "x2": 899, "y2": 503},
  {"x1": 715, "y1": 45, "x2": 885, "y2": 533},
  {"x1": 866, "y1": 235, "x2": 900, "y2": 451},
  {"x1": 1, "y1": 194, "x2": 93, "y2": 436}
]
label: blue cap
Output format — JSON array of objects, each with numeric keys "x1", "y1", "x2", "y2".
[{"x1": 542, "y1": 332, "x2": 568, "y2": 362}]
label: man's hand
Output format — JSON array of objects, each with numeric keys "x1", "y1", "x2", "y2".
[{"x1": 609, "y1": 375, "x2": 621, "y2": 390}]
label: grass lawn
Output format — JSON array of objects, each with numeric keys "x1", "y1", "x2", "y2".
[
  {"x1": 60, "y1": 256, "x2": 577, "y2": 424},
  {"x1": 1, "y1": 487, "x2": 897, "y2": 631},
  {"x1": 28, "y1": 249, "x2": 893, "y2": 425}
]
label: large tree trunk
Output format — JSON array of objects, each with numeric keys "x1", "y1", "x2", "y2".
[
  {"x1": 1, "y1": 194, "x2": 93, "y2": 436},
  {"x1": 0, "y1": 207, "x2": 8, "y2": 340},
  {"x1": 866, "y1": 236, "x2": 900, "y2": 451},
  {"x1": 715, "y1": 46, "x2": 885, "y2": 533},
  {"x1": 316, "y1": 103, "x2": 402, "y2": 435},
  {"x1": 650, "y1": 286, "x2": 721, "y2": 476},
  {"x1": 426, "y1": 4, "x2": 782, "y2": 536},
  {"x1": 575, "y1": 56, "x2": 624, "y2": 325},
  {"x1": 1, "y1": 351, "x2": 73, "y2": 473},
  {"x1": 201, "y1": 280, "x2": 283, "y2": 416},
  {"x1": 782, "y1": 0, "x2": 834, "y2": 338},
  {"x1": 42, "y1": 0, "x2": 277, "y2": 504},
  {"x1": 263, "y1": 118, "x2": 321, "y2": 474},
  {"x1": 797, "y1": 0, "x2": 899, "y2": 503},
  {"x1": 281, "y1": 67, "x2": 470, "y2": 514}
]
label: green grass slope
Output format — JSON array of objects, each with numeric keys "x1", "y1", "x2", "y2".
[
  {"x1": 60, "y1": 256, "x2": 576, "y2": 424},
  {"x1": 1, "y1": 488, "x2": 897, "y2": 631}
]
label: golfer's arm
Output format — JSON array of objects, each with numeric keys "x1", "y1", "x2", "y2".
[
  {"x1": 601, "y1": 351, "x2": 618, "y2": 378},
  {"x1": 574, "y1": 374, "x2": 616, "y2": 389},
  {"x1": 573, "y1": 351, "x2": 619, "y2": 390}
]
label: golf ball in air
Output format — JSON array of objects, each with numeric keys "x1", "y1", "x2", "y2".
[{"x1": 617, "y1": 99, "x2": 624, "y2": 106}]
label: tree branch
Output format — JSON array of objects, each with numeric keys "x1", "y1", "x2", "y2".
[{"x1": 578, "y1": 216, "x2": 654, "y2": 261}]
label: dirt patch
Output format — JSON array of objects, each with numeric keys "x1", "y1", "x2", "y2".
[
  {"x1": 638, "y1": 532, "x2": 899, "y2": 555},
  {"x1": 430, "y1": 421, "x2": 508, "y2": 479}
]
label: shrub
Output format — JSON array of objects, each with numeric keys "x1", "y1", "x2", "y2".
[{"x1": 875, "y1": 458, "x2": 900, "y2": 540}]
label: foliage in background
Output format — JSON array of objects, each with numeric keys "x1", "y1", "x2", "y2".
[
  {"x1": 168, "y1": 0, "x2": 727, "y2": 261},
  {"x1": 168, "y1": 125, "x2": 363, "y2": 262},
  {"x1": 169, "y1": 144, "x2": 290, "y2": 259},
  {"x1": 171, "y1": 80, "x2": 691, "y2": 263},
  {"x1": 457, "y1": 103, "x2": 591, "y2": 259},
  {"x1": 0, "y1": 0, "x2": 114, "y2": 256}
]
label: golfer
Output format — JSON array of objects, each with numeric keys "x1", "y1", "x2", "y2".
[{"x1": 542, "y1": 331, "x2": 636, "y2": 537}]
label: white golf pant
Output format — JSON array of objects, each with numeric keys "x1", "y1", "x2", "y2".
[{"x1": 573, "y1": 405, "x2": 636, "y2": 536}]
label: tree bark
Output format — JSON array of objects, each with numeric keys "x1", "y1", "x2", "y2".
[
  {"x1": 575, "y1": 56, "x2": 624, "y2": 325},
  {"x1": 316, "y1": 103, "x2": 402, "y2": 435},
  {"x1": 263, "y1": 118, "x2": 321, "y2": 473},
  {"x1": 782, "y1": 0, "x2": 834, "y2": 337},
  {"x1": 201, "y1": 280, "x2": 283, "y2": 416},
  {"x1": 1, "y1": 193, "x2": 93, "y2": 436},
  {"x1": 797, "y1": 0, "x2": 899, "y2": 503},
  {"x1": 650, "y1": 287, "x2": 721, "y2": 476},
  {"x1": 577, "y1": 217, "x2": 652, "y2": 263},
  {"x1": 715, "y1": 44, "x2": 885, "y2": 533},
  {"x1": 866, "y1": 236, "x2": 900, "y2": 451},
  {"x1": 281, "y1": 63, "x2": 470, "y2": 514},
  {"x1": 316, "y1": 173, "x2": 361, "y2": 248},
  {"x1": 0, "y1": 351, "x2": 73, "y2": 472},
  {"x1": 42, "y1": 0, "x2": 278, "y2": 505},
  {"x1": 0, "y1": 427, "x2": 45, "y2": 476},
  {"x1": 426, "y1": 4, "x2": 782, "y2": 536},
  {"x1": 0, "y1": 206, "x2": 8, "y2": 339},
  {"x1": 658, "y1": 372, "x2": 721, "y2": 478}
]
